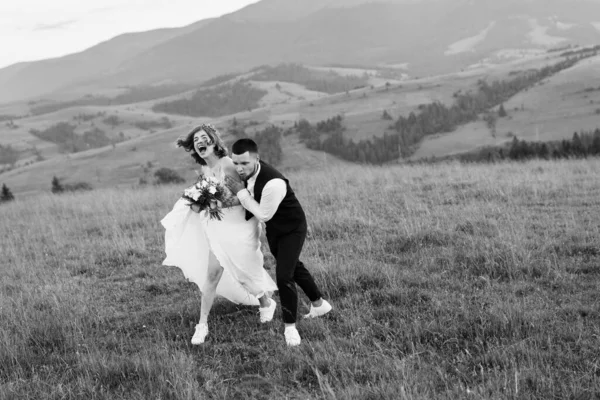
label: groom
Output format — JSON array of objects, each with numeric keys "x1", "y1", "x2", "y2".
[{"x1": 226, "y1": 138, "x2": 332, "y2": 346}]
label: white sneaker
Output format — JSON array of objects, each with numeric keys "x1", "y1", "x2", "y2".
[
  {"x1": 259, "y1": 299, "x2": 277, "y2": 323},
  {"x1": 303, "y1": 299, "x2": 333, "y2": 319},
  {"x1": 284, "y1": 326, "x2": 301, "y2": 347},
  {"x1": 191, "y1": 323, "x2": 208, "y2": 345}
]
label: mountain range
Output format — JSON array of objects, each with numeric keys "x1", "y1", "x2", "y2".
[{"x1": 1, "y1": 0, "x2": 600, "y2": 103}]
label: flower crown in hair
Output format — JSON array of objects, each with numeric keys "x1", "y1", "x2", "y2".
[
  {"x1": 200, "y1": 123, "x2": 218, "y2": 145},
  {"x1": 176, "y1": 123, "x2": 218, "y2": 148},
  {"x1": 200, "y1": 123, "x2": 217, "y2": 136}
]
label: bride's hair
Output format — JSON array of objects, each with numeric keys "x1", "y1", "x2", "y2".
[{"x1": 177, "y1": 124, "x2": 228, "y2": 165}]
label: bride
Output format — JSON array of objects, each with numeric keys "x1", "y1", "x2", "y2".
[{"x1": 160, "y1": 124, "x2": 277, "y2": 345}]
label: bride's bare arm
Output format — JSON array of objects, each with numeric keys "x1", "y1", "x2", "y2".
[{"x1": 221, "y1": 159, "x2": 242, "y2": 208}]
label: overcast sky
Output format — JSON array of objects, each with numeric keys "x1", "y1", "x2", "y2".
[{"x1": 0, "y1": 0, "x2": 259, "y2": 69}]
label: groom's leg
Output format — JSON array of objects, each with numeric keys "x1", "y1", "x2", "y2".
[
  {"x1": 293, "y1": 260, "x2": 322, "y2": 303},
  {"x1": 268, "y1": 230, "x2": 324, "y2": 323},
  {"x1": 290, "y1": 225, "x2": 322, "y2": 302},
  {"x1": 268, "y1": 232, "x2": 302, "y2": 324}
]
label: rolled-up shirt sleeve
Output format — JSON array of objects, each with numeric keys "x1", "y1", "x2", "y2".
[{"x1": 236, "y1": 179, "x2": 286, "y2": 222}]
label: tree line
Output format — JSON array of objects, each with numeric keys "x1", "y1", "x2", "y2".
[
  {"x1": 227, "y1": 123, "x2": 284, "y2": 166},
  {"x1": 4, "y1": 129, "x2": 597, "y2": 205},
  {"x1": 1, "y1": 176, "x2": 93, "y2": 204},
  {"x1": 27, "y1": 63, "x2": 370, "y2": 117},
  {"x1": 133, "y1": 117, "x2": 173, "y2": 131},
  {"x1": 392, "y1": 56, "x2": 585, "y2": 155},
  {"x1": 296, "y1": 115, "x2": 401, "y2": 164},
  {"x1": 251, "y1": 63, "x2": 369, "y2": 94},
  {"x1": 456, "y1": 129, "x2": 600, "y2": 163},
  {"x1": 293, "y1": 52, "x2": 596, "y2": 164},
  {"x1": 253, "y1": 125, "x2": 283, "y2": 166},
  {"x1": 152, "y1": 82, "x2": 267, "y2": 117},
  {"x1": 29, "y1": 122, "x2": 118, "y2": 153}
]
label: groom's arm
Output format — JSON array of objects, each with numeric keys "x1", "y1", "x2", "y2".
[{"x1": 237, "y1": 179, "x2": 286, "y2": 222}]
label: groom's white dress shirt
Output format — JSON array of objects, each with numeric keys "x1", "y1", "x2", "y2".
[{"x1": 237, "y1": 162, "x2": 286, "y2": 223}]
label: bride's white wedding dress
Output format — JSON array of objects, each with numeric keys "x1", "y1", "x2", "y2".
[{"x1": 160, "y1": 164, "x2": 277, "y2": 305}]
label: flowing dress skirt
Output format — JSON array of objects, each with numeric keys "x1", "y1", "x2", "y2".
[{"x1": 161, "y1": 199, "x2": 277, "y2": 305}]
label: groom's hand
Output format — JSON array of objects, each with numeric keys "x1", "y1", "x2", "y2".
[{"x1": 225, "y1": 175, "x2": 245, "y2": 195}]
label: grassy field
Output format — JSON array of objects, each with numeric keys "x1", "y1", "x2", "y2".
[{"x1": 1, "y1": 159, "x2": 600, "y2": 399}]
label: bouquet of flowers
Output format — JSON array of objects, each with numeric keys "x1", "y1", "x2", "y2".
[{"x1": 181, "y1": 175, "x2": 228, "y2": 220}]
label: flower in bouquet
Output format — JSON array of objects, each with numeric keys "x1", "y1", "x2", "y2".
[{"x1": 182, "y1": 175, "x2": 228, "y2": 220}]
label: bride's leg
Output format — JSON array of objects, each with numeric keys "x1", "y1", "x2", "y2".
[
  {"x1": 192, "y1": 251, "x2": 223, "y2": 345},
  {"x1": 199, "y1": 251, "x2": 224, "y2": 324},
  {"x1": 258, "y1": 292, "x2": 277, "y2": 323},
  {"x1": 258, "y1": 294, "x2": 270, "y2": 308}
]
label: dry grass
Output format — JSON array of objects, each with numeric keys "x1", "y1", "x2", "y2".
[{"x1": 1, "y1": 159, "x2": 600, "y2": 399}]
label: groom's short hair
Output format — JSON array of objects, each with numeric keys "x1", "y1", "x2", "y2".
[{"x1": 232, "y1": 138, "x2": 258, "y2": 155}]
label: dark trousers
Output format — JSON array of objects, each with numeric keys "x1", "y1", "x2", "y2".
[{"x1": 266, "y1": 226, "x2": 322, "y2": 324}]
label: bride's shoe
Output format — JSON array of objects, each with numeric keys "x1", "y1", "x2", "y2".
[
  {"x1": 259, "y1": 299, "x2": 277, "y2": 323},
  {"x1": 191, "y1": 323, "x2": 209, "y2": 345}
]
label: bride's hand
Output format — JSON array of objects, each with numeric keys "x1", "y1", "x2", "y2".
[
  {"x1": 190, "y1": 204, "x2": 201, "y2": 213},
  {"x1": 225, "y1": 175, "x2": 244, "y2": 194}
]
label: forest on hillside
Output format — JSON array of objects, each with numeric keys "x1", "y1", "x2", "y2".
[
  {"x1": 152, "y1": 82, "x2": 267, "y2": 117},
  {"x1": 152, "y1": 63, "x2": 372, "y2": 117},
  {"x1": 295, "y1": 49, "x2": 599, "y2": 164},
  {"x1": 226, "y1": 122, "x2": 284, "y2": 166},
  {"x1": 456, "y1": 129, "x2": 600, "y2": 163},
  {"x1": 251, "y1": 63, "x2": 370, "y2": 94},
  {"x1": 28, "y1": 123, "x2": 117, "y2": 153}
]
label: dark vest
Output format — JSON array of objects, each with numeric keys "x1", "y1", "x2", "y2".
[{"x1": 245, "y1": 161, "x2": 306, "y2": 233}]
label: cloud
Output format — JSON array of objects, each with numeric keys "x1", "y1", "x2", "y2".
[
  {"x1": 86, "y1": 5, "x2": 121, "y2": 16},
  {"x1": 32, "y1": 19, "x2": 77, "y2": 31}
]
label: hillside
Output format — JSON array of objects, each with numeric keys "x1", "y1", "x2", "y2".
[
  {"x1": 2, "y1": 49, "x2": 600, "y2": 196},
  {"x1": 0, "y1": 20, "x2": 214, "y2": 103},
  {"x1": 0, "y1": 123, "x2": 351, "y2": 198},
  {"x1": 411, "y1": 53, "x2": 600, "y2": 159},
  {"x1": 2, "y1": 0, "x2": 600, "y2": 102},
  {"x1": 0, "y1": 105, "x2": 197, "y2": 165}
]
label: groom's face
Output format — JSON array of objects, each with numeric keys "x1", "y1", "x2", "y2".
[{"x1": 232, "y1": 151, "x2": 259, "y2": 181}]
